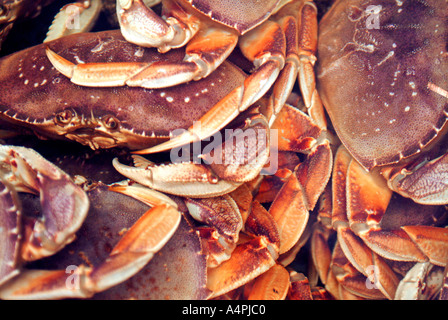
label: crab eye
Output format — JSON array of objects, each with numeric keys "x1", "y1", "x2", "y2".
[
  {"x1": 102, "y1": 115, "x2": 120, "y2": 130},
  {"x1": 55, "y1": 110, "x2": 74, "y2": 126}
]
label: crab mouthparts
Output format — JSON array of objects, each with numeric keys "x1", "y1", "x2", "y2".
[{"x1": 65, "y1": 127, "x2": 119, "y2": 150}]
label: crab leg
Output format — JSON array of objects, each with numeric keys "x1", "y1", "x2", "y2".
[
  {"x1": 268, "y1": 1, "x2": 324, "y2": 128},
  {"x1": 112, "y1": 158, "x2": 242, "y2": 198},
  {"x1": 395, "y1": 262, "x2": 445, "y2": 300},
  {"x1": 0, "y1": 203, "x2": 181, "y2": 299},
  {"x1": 185, "y1": 195, "x2": 243, "y2": 267},
  {"x1": 47, "y1": 0, "x2": 238, "y2": 89},
  {"x1": 246, "y1": 264, "x2": 290, "y2": 300},
  {"x1": 296, "y1": 2, "x2": 326, "y2": 130},
  {"x1": 329, "y1": 145, "x2": 448, "y2": 269},
  {"x1": 331, "y1": 240, "x2": 396, "y2": 300},
  {"x1": 46, "y1": 25, "x2": 238, "y2": 89},
  {"x1": 268, "y1": 104, "x2": 332, "y2": 254},
  {"x1": 207, "y1": 236, "x2": 278, "y2": 299}
]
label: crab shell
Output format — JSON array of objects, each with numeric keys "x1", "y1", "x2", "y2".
[
  {"x1": 316, "y1": 0, "x2": 448, "y2": 170},
  {"x1": 0, "y1": 0, "x2": 54, "y2": 47},
  {"x1": 0, "y1": 30, "x2": 247, "y2": 150},
  {"x1": 183, "y1": 0, "x2": 287, "y2": 34}
]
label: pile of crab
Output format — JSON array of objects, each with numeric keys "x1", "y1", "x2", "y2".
[{"x1": 0, "y1": 0, "x2": 447, "y2": 300}]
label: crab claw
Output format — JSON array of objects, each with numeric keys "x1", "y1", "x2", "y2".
[
  {"x1": 112, "y1": 158, "x2": 242, "y2": 198},
  {"x1": 44, "y1": 0, "x2": 102, "y2": 42},
  {"x1": 381, "y1": 152, "x2": 448, "y2": 205},
  {"x1": 115, "y1": 108, "x2": 271, "y2": 198},
  {"x1": 0, "y1": 145, "x2": 89, "y2": 262}
]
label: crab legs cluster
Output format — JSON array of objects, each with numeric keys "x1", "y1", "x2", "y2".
[{"x1": 310, "y1": 0, "x2": 448, "y2": 299}]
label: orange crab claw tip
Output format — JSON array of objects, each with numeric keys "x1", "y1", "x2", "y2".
[{"x1": 45, "y1": 47, "x2": 75, "y2": 78}]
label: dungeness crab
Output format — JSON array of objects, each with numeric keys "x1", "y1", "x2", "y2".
[
  {"x1": 312, "y1": 0, "x2": 448, "y2": 299},
  {"x1": 317, "y1": 0, "x2": 448, "y2": 205},
  {"x1": 46, "y1": 0, "x2": 328, "y2": 154},
  {"x1": 0, "y1": 0, "x2": 335, "y2": 300}
]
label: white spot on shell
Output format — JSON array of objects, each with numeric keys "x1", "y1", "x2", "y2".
[
  {"x1": 404, "y1": 106, "x2": 411, "y2": 112},
  {"x1": 135, "y1": 47, "x2": 144, "y2": 57}
]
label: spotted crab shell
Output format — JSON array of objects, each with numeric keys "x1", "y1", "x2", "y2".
[
  {"x1": 185, "y1": 0, "x2": 284, "y2": 34},
  {"x1": 0, "y1": 30, "x2": 247, "y2": 150},
  {"x1": 317, "y1": 0, "x2": 448, "y2": 170}
]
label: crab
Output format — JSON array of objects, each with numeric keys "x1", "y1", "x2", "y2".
[
  {"x1": 316, "y1": 0, "x2": 448, "y2": 205},
  {"x1": 45, "y1": 0, "x2": 328, "y2": 155},
  {"x1": 0, "y1": 142, "x2": 188, "y2": 299},
  {"x1": 0, "y1": 26, "x2": 334, "y2": 200},
  {"x1": 0, "y1": 179, "x2": 186, "y2": 299},
  {"x1": 0, "y1": 151, "x2": 317, "y2": 300},
  {"x1": 0, "y1": 1, "x2": 336, "y2": 299},
  {"x1": 310, "y1": 0, "x2": 448, "y2": 299},
  {"x1": 0, "y1": 30, "x2": 272, "y2": 197},
  {"x1": 0, "y1": 96, "x2": 331, "y2": 300}
]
